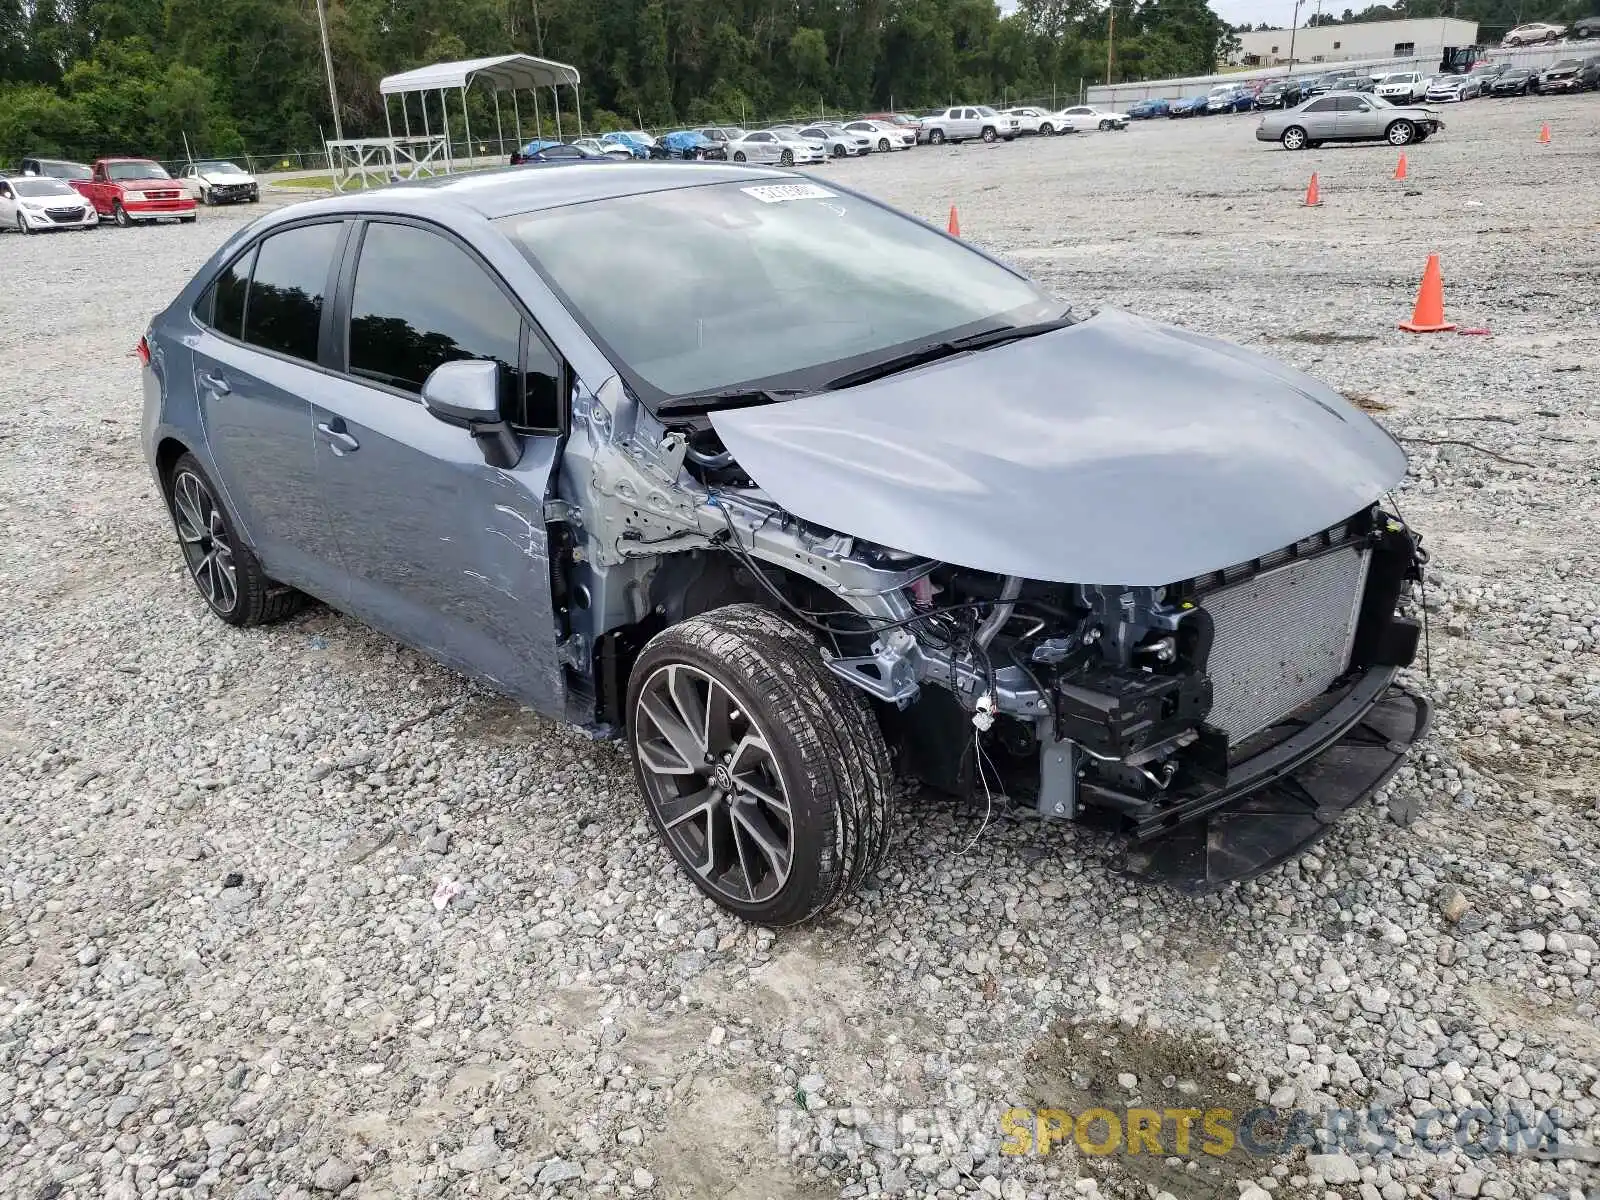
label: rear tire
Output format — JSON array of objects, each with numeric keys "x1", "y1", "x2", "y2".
[
  {"x1": 733, "y1": 151, "x2": 746, "y2": 162},
  {"x1": 165, "y1": 453, "x2": 305, "y2": 627},
  {"x1": 1281, "y1": 125, "x2": 1308, "y2": 150},
  {"x1": 628, "y1": 605, "x2": 894, "y2": 926}
]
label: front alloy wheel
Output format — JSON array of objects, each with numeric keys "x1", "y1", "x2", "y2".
[
  {"x1": 17, "y1": 213, "x2": 32, "y2": 235},
  {"x1": 1387, "y1": 119, "x2": 1416, "y2": 145},
  {"x1": 628, "y1": 605, "x2": 894, "y2": 925},
  {"x1": 981, "y1": 126, "x2": 998, "y2": 142},
  {"x1": 780, "y1": 149, "x2": 794, "y2": 166},
  {"x1": 928, "y1": 128, "x2": 946, "y2": 144},
  {"x1": 878, "y1": 137, "x2": 891, "y2": 151}
]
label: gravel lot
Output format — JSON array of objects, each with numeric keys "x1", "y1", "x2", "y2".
[{"x1": 3, "y1": 96, "x2": 1598, "y2": 1200}]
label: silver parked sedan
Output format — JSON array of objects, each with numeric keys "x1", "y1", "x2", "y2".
[
  {"x1": 725, "y1": 130, "x2": 826, "y2": 166},
  {"x1": 1256, "y1": 93, "x2": 1443, "y2": 150}
]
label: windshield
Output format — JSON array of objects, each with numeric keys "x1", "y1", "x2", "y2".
[
  {"x1": 37, "y1": 161, "x2": 92, "y2": 180},
  {"x1": 497, "y1": 180, "x2": 1059, "y2": 404},
  {"x1": 196, "y1": 161, "x2": 245, "y2": 173},
  {"x1": 106, "y1": 161, "x2": 170, "y2": 180},
  {"x1": 13, "y1": 177, "x2": 77, "y2": 197},
  {"x1": 1382, "y1": 74, "x2": 1410, "y2": 83},
  {"x1": 1552, "y1": 59, "x2": 1579, "y2": 69},
  {"x1": 975, "y1": 106, "x2": 998, "y2": 116}
]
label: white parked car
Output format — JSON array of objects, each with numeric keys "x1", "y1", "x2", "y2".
[
  {"x1": 795, "y1": 124, "x2": 873, "y2": 158},
  {"x1": 1375, "y1": 72, "x2": 1430, "y2": 102},
  {"x1": 0, "y1": 174, "x2": 97, "y2": 232},
  {"x1": 574, "y1": 137, "x2": 635, "y2": 159},
  {"x1": 842, "y1": 119, "x2": 916, "y2": 151},
  {"x1": 921, "y1": 105, "x2": 1020, "y2": 144},
  {"x1": 1501, "y1": 21, "x2": 1565, "y2": 44},
  {"x1": 1003, "y1": 107, "x2": 1067, "y2": 135},
  {"x1": 1057, "y1": 105, "x2": 1130, "y2": 131},
  {"x1": 726, "y1": 130, "x2": 826, "y2": 166},
  {"x1": 178, "y1": 160, "x2": 259, "y2": 205}
]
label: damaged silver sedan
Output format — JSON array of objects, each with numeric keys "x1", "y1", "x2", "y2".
[{"x1": 141, "y1": 164, "x2": 1429, "y2": 925}]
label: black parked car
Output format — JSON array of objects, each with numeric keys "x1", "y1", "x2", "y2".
[
  {"x1": 1581, "y1": 56, "x2": 1600, "y2": 88},
  {"x1": 1254, "y1": 78, "x2": 1305, "y2": 108},
  {"x1": 1490, "y1": 66, "x2": 1538, "y2": 95}
]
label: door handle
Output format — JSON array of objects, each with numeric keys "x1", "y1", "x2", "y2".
[
  {"x1": 316, "y1": 421, "x2": 360, "y2": 455},
  {"x1": 197, "y1": 371, "x2": 230, "y2": 395}
]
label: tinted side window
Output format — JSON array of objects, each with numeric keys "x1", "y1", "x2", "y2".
[
  {"x1": 347, "y1": 222, "x2": 526, "y2": 416},
  {"x1": 210, "y1": 245, "x2": 256, "y2": 340},
  {"x1": 242, "y1": 223, "x2": 341, "y2": 363}
]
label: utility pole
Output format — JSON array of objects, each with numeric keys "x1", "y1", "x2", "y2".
[
  {"x1": 1285, "y1": 0, "x2": 1305, "y2": 72},
  {"x1": 315, "y1": 0, "x2": 344, "y2": 142},
  {"x1": 1106, "y1": 0, "x2": 1116, "y2": 84}
]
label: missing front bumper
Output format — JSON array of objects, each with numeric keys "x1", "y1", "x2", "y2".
[{"x1": 1115, "y1": 682, "x2": 1430, "y2": 893}]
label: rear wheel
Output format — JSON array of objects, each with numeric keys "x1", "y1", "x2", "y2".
[
  {"x1": 1386, "y1": 119, "x2": 1416, "y2": 145},
  {"x1": 780, "y1": 149, "x2": 794, "y2": 166},
  {"x1": 733, "y1": 151, "x2": 747, "y2": 162},
  {"x1": 981, "y1": 126, "x2": 998, "y2": 142},
  {"x1": 165, "y1": 453, "x2": 304, "y2": 627},
  {"x1": 928, "y1": 128, "x2": 946, "y2": 144},
  {"x1": 628, "y1": 605, "x2": 894, "y2": 926},
  {"x1": 1281, "y1": 125, "x2": 1308, "y2": 150}
]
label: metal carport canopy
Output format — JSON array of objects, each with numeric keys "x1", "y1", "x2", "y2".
[{"x1": 379, "y1": 54, "x2": 581, "y2": 95}]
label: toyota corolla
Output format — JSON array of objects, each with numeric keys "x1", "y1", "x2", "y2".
[{"x1": 140, "y1": 164, "x2": 1429, "y2": 924}]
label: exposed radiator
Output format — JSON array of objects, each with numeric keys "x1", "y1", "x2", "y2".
[{"x1": 1202, "y1": 544, "x2": 1371, "y2": 743}]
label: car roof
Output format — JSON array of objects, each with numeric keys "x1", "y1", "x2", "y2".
[{"x1": 251, "y1": 162, "x2": 797, "y2": 225}]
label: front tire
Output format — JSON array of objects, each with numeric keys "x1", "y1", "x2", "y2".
[
  {"x1": 17, "y1": 213, "x2": 32, "y2": 235},
  {"x1": 113, "y1": 202, "x2": 130, "y2": 227},
  {"x1": 165, "y1": 453, "x2": 305, "y2": 627},
  {"x1": 1099, "y1": 119, "x2": 1112, "y2": 130},
  {"x1": 981, "y1": 126, "x2": 998, "y2": 143},
  {"x1": 928, "y1": 128, "x2": 946, "y2": 144},
  {"x1": 831, "y1": 143, "x2": 845, "y2": 158},
  {"x1": 878, "y1": 137, "x2": 891, "y2": 152},
  {"x1": 1386, "y1": 119, "x2": 1416, "y2": 145},
  {"x1": 1281, "y1": 125, "x2": 1308, "y2": 150},
  {"x1": 780, "y1": 149, "x2": 794, "y2": 166},
  {"x1": 1039, "y1": 122, "x2": 1054, "y2": 135},
  {"x1": 628, "y1": 605, "x2": 894, "y2": 926}
]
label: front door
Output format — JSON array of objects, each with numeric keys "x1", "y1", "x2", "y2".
[
  {"x1": 311, "y1": 218, "x2": 568, "y2": 714},
  {"x1": 1336, "y1": 95, "x2": 1383, "y2": 139},
  {"x1": 190, "y1": 221, "x2": 348, "y2": 599}
]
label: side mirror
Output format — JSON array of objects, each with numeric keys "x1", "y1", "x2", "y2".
[{"x1": 421, "y1": 359, "x2": 522, "y2": 469}]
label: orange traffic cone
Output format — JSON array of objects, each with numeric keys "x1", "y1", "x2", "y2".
[
  {"x1": 1398, "y1": 254, "x2": 1456, "y2": 334},
  {"x1": 947, "y1": 205, "x2": 961, "y2": 236},
  {"x1": 1537, "y1": 121, "x2": 1551, "y2": 144},
  {"x1": 1303, "y1": 172, "x2": 1323, "y2": 207},
  {"x1": 1393, "y1": 153, "x2": 1407, "y2": 180}
]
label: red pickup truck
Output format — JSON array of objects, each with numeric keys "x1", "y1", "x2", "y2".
[{"x1": 70, "y1": 158, "x2": 197, "y2": 226}]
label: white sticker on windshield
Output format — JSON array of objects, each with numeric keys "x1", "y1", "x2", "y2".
[{"x1": 740, "y1": 183, "x2": 838, "y2": 204}]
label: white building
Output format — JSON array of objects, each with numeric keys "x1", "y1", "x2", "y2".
[{"x1": 1232, "y1": 17, "x2": 1479, "y2": 67}]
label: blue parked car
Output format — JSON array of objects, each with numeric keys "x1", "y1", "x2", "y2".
[
  {"x1": 1168, "y1": 94, "x2": 1210, "y2": 117},
  {"x1": 599, "y1": 131, "x2": 659, "y2": 160},
  {"x1": 1127, "y1": 98, "x2": 1171, "y2": 119}
]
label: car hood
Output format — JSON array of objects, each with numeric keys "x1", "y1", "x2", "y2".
[{"x1": 710, "y1": 309, "x2": 1407, "y2": 586}]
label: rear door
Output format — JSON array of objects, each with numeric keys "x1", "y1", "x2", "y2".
[
  {"x1": 190, "y1": 220, "x2": 349, "y2": 597},
  {"x1": 1296, "y1": 96, "x2": 1340, "y2": 139},
  {"x1": 309, "y1": 217, "x2": 568, "y2": 713}
]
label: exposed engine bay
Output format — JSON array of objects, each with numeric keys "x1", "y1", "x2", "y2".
[{"x1": 553, "y1": 377, "x2": 1428, "y2": 884}]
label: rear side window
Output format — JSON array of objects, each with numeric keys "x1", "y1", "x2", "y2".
[
  {"x1": 347, "y1": 221, "x2": 561, "y2": 429},
  {"x1": 241, "y1": 223, "x2": 341, "y2": 363},
  {"x1": 211, "y1": 246, "x2": 256, "y2": 340}
]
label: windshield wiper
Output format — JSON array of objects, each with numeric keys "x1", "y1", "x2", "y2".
[
  {"x1": 655, "y1": 387, "x2": 807, "y2": 416},
  {"x1": 823, "y1": 316, "x2": 1073, "y2": 391}
]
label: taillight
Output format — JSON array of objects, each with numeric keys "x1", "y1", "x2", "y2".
[{"x1": 135, "y1": 334, "x2": 151, "y2": 367}]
